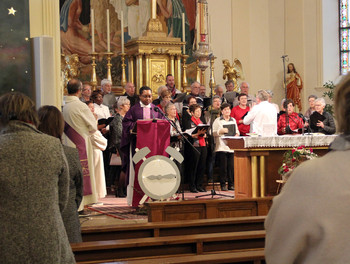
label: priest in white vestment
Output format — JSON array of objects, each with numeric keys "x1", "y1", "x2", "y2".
[{"x1": 62, "y1": 79, "x2": 99, "y2": 210}]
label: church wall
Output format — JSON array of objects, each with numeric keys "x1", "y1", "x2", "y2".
[
  {"x1": 29, "y1": 0, "x2": 62, "y2": 108},
  {"x1": 207, "y1": 0, "x2": 340, "y2": 112},
  {"x1": 27, "y1": 0, "x2": 340, "y2": 110}
]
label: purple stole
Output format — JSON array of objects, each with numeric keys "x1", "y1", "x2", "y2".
[{"x1": 64, "y1": 122, "x2": 92, "y2": 195}]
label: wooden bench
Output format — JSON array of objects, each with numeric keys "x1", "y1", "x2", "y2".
[
  {"x1": 145, "y1": 197, "x2": 272, "y2": 222},
  {"x1": 82, "y1": 216, "x2": 266, "y2": 242},
  {"x1": 78, "y1": 250, "x2": 265, "y2": 264},
  {"x1": 72, "y1": 230, "x2": 265, "y2": 263}
]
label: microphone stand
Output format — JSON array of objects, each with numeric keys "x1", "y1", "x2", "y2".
[{"x1": 154, "y1": 107, "x2": 200, "y2": 200}]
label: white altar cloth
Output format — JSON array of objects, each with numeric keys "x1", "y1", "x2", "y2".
[{"x1": 223, "y1": 134, "x2": 338, "y2": 148}]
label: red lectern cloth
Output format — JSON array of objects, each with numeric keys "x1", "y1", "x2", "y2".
[{"x1": 130, "y1": 120, "x2": 170, "y2": 206}]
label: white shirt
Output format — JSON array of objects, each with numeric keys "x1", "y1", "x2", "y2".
[
  {"x1": 94, "y1": 103, "x2": 111, "y2": 120},
  {"x1": 243, "y1": 101, "x2": 277, "y2": 135},
  {"x1": 212, "y1": 116, "x2": 238, "y2": 153}
]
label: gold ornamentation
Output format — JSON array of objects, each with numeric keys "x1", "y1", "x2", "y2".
[
  {"x1": 147, "y1": 18, "x2": 164, "y2": 32},
  {"x1": 222, "y1": 58, "x2": 244, "y2": 91},
  {"x1": 61, "y1": 54, "x2": 80, "y2": 88},
  {"x1": 151, "y1": 63, "x2": 166, "y2": 83},
  {"x1": 151, "y1": 48, "x2": 170, "y2": 54}
]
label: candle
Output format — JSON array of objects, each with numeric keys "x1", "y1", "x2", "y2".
[
  {"x1": 208, "y1": 15, "x2": 211, "y2": 50},
  {"x1": 121, "y1": 11, "x2": 124, "y2": 53},
  {"x1": 107, "y1": 9, "x2": 110, "y2": 52},
  {"x1": 196, "y1": 6, "x2": 199, "y2": 49},
  {"x1": 91, "y1": 9, "x2": 95, "y2": 52},
  {"x1": 152, "y1": 0, "x2": 157, "y2": 19},
  {"x1": 182, "y1": 13, "x2": 186, "y2": 54}
]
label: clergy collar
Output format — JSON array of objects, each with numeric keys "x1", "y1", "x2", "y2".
[{"x1": 140, "y1": 101, "x2": 151, "y2": 108}]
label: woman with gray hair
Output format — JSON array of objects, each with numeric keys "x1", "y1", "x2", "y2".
[
  {"x1": 108, "y1": 96, "x2": 131, "y2": 197},
  {"x1": 0, "y1": 92, "x2": 75, "y2": 263},
  {"x1": 309, "y1": 97, "x2": 335, "y2": 134},
  {"x1": 264, "y1": 74, "x2": 349, "y2": 264}
]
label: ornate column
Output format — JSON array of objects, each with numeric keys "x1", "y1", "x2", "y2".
[
  {"x1": 145, "y1": 53, "x2": 151, "y2": 87},
  {"x1": 182, "y1": 55, "x2": 189, "y2": 92},
  {"x1": 136, "y1": 53, "x2": 143, "y2": 89},
  {"x1": 196, "y1": 60, "x2": 201, "y2": 83},
  {"x1": 175, "y1": 54, "x2": 182, "y2": 91},
  {"x1": 128, "y1": 55, "x2": 134, "y2": 85},
  {"x1": 170, "y1": 54, "x2": 175, "y2": 77}
]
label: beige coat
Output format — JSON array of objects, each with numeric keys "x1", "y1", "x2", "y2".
[
  {"x1": 0, "y1": 121, "x2": 75, "y2": 263},
  {"x1": 265, "y1": 135, "x2": 350, "y2": 264}
]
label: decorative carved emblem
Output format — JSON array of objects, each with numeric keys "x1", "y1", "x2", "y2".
[{"x1": 151, "y1": 63, "x2": 166, "y2": 83}]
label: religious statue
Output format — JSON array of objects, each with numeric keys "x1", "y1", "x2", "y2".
[
  {"x1": 61, "y1": 54, "x2": 80, "y2": 88},
  {"x1": 222, "y1": 58, "x2": 244, "y2": 92},
  {"x1": 286, "y1": 63, "x2": 303, "y2": 111}
]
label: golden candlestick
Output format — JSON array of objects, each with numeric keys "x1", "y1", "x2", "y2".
[
  {"x1": 90, "y1": 52, "x2": 98, "y2": 90},
  {"x1": 120, "y1": 52, "x2": 127, "y2": 87},
  {"x1": 209, "y1": 55, "x2": 216, "y2": 90},
  {"x1": 182, "y1": 54, "x2": 189, "y2": 92},
  {"x1": 196, "y1": 59, "x2": 201, "y2": 83},
  {"x1": 104, "y1": 52, "x2": 113, "y2": 83}
]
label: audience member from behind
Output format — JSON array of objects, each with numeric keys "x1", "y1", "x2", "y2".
[
  {"x1": 230, "y1": 93, "x2": 250, "y2": 136},
  {"x1": 80, "y1": 83, "x2": 92, "y2": 102},
  {"x1": 38, "y1": 105, "x2": 83, "y2": 243},
  {"x1": 0, "y1": 92, "x2": 75, "y2": 263},
  {"x1": 309, "y1": 97, "x2": 336, "y2": 134},
  {"x1": 304, "y1": 94, "x2": 317, "y2": 119},
  {"x1": 264, "y1": 73, "x2": 350, "y2": 264},
  {"x1": 277, "y1": 99, "x2": 304, "y2": 135},
  {"x1": 213, "y1": 103, "x2": 239, "y2": 191},
  {"x1": 243, "y1": 90, "x2": 278, "y2": 136}
]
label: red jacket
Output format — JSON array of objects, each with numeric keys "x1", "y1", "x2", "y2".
[{"x1": 277, "y1": 112, "x2": 304, "y2": 135}]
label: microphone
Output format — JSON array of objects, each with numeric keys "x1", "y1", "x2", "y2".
[
  {"x1": 154, "y1": 106, "x2": 165, "y2": 116},
  {"x1": 281, "y1": 55, "x2": 288, "y2": 58}
]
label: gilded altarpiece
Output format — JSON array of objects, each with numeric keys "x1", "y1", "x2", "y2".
[{"x1": 125, "y1": 34, "x2": 184, "y2": 97}]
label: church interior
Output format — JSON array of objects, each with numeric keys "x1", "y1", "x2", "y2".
[{"x1": 0, "y1": 0, "x2": 345, "y2": 263}]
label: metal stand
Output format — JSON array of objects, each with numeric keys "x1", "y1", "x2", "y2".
[
  {"x1": 196, "y1": 54, "x2": 234, "y2": 199},
  {"x1": 154, "y1": 107, "x2": 200, "y2": 200}
]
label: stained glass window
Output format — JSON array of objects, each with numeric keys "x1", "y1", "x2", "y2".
[{"x1": 340, "y1": 0, "x2": 350, "y2": 74}]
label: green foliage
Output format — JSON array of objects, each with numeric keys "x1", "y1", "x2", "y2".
[{"x1": 323, "y1": 81, "x2": 335, "y2": 116}]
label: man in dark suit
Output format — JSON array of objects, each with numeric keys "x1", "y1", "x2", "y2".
[{"x1": 123, "y1": 82, "x2": 139, "y2": 107}]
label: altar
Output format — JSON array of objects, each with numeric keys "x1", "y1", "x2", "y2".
[{"x1": 224, "y1": 135, "x2": 337, "y2": 198}]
